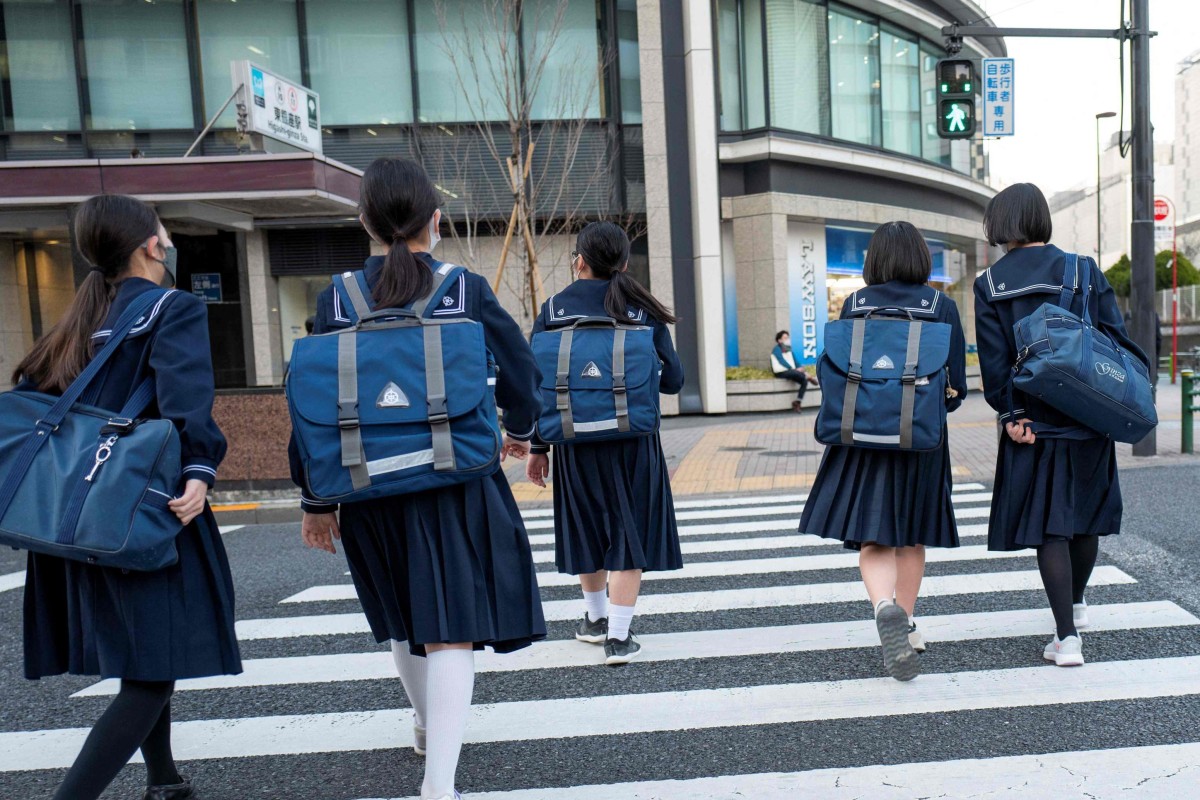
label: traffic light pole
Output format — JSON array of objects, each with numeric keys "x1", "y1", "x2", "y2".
[{"x1": 943, "y1": 12, "x2": 1159, "y2": 455}]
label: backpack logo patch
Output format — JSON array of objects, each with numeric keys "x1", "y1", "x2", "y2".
[
  {"x1": 376, "y1": 381, "x2": 411, "y2": 409},
  {"x1": 872, "y1": 355, "x2": 896, "y2": 370},
  {"x1": 581, "y1": 361, "x2": 603, "y2": 379}
]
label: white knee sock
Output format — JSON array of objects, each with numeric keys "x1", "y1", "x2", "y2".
[
  {"x1": 390, "y1": 641, "x2": 428, "y2": 729},
  {"x1": 582, "y1": 589, "x2": 608, "y2": 622},
  {"x1": 421, "y1": 648, "x2": 475, "y2": 800},
  {"x1": 607, "y1": 603, "x2": 636, "y2": 642}
]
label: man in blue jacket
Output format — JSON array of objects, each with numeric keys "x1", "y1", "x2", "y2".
[{"x1": 771, "y1": 330, "x2": 818, "y2": 412}]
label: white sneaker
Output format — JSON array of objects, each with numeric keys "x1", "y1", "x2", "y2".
[
  {"x1": 413, "y1": 723, "x2": 426, "y2": 756},
  {"x1": 908, "y1": 622, "x2": 926, "y2": 653},
  {"x1": 1043, "y1": 635, "x2": 1084, "y2": 667},
  {"x1": 1073, "y1": 600, "x2": 1089, "y2": 629},
  {"x1": 423, "y1": 793, "x2": 461, "y2": 800}
]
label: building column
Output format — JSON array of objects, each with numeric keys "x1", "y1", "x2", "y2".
[
  {"x1": 731, "y1": 212, "x2": 790, "y2": 370},
  {"x1": 239, "y1": 229, "x2": 284, "y2": 386},
  {"x1": 0, "y1": 241, "x2": 33, "y2": 381}
]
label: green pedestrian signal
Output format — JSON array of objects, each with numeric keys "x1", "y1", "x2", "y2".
[
  {"x1": 937, "y1": 99, "x2": 975, "y2": 138},
  {"x1": 936, "y1": 58, "x2": 976, "y2": 139}
]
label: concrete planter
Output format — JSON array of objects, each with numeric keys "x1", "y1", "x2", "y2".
[{"x1": 725, "y1": 366, "x2": 983, "y2": 414}]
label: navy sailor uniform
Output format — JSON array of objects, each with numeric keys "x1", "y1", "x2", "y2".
[
  {"x1": 289, "y1": 253, "x2": 547, "y2": 655},
  {"x1": 22, "y1": 278, "x2": 242, "y2": 681},
  {"x1": 530, "y1": 279, "x2": 685, "y2": 575},
  {"x1": 973, "y1": 244, "x2": 1151, "y2": 551},
  {"x1": 800, "y1": 280, "x2": 968, "y2": 550}
]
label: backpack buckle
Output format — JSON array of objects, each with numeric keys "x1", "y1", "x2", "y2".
[
  {"x1": 901, "y1": 374, "x2": 917, "y2": 386},
  {"x1": 847, "y1": 371, "x2": 863, "y2": 385},
  {"x1": 427, "y1": 395, "x2": 449, "y2": 425}
]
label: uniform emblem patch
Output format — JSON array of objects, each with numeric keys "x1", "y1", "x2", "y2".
[
  {"x1": 441, "y1": 295, "x2": 454, "y2": 307},
  {"x1": 376, "y1": 381, "x2": 411, "y2": 409},
  {"x1": 581, "y1": 361, "x2": 602, "y2": 379},
  {"x1": 921, "y1": 299, "x2": 930, "y2": 307},
  {"x1": 858, "y1": 297, "x2": 866, "y2": 305},
  {"x1": 557, "y1": 309, "x2": 566, "y2": 317},
  {"x1": 627, "y1": 309, "x2": 637, "y2": 319},
  {"x1": 997, "y1": 283, "x2": 1007, "y2": 291},
  {"x1": 872, "y1": 355, "x2": 896, "y2": 370}
]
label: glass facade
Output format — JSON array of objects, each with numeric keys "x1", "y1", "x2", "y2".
[
  {"x1": 616, "y1": 0, "x2": 642, "y2": 124},
  {"x1": 2, "y1": 0, "x2": 79, "y2": 131},
  {"x1": 717, "y1": 0, "x2": 972, "y2": 172}
]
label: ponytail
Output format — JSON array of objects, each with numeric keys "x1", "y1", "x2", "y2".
[
  {"x1": 360, "y1": 158, "x2": 439, "y2": 309},
  {"x1": 13, "y1": 194, "x2": 158, "y2": 391},
  {"x1": 576, "y1": 220, "x2": 677, "y2": 325}
]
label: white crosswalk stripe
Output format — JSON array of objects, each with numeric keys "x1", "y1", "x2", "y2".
[{"x1": 5, "y1": 485, "x2": 1197, "y2": 798}]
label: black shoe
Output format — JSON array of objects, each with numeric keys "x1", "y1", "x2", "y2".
[
  {"x1": 575, "y1": 613, "x2": 608, "y2": 644},
  {"x1": 604, "y1": 633, "x2": 642, "y2": 666},
  {"x1": 144, "y1": 776, "x2": 196, "y2": 800}
]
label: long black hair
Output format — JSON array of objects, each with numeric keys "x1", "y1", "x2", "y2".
[
  {"x1": 14, "y1": 195, "x2": 160, "y2": 391},
  {"x1": 576, "y1": 221, "x2": 676, "y2": 324},
  {"x1": 359, "y1": 157, "x2": 439, "y2": 309},
  {"x1": 863, "y1": 221, "x2": 932, "y2": 285}
]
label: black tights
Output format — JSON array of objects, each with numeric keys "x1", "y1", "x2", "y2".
[
  {"x1": 53, "y1": 679, "x2": 181, "y2": 800},
  {"x1": 1036, "y1": 535, "x2": 1100, "y2": 640}
]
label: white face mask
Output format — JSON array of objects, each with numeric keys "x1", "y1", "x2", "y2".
[{"x1": 428, "y1": 212, "x2": 441, "y2": 253}]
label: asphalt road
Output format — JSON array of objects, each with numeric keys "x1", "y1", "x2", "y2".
[{"x1": 0, "y1": 467, "x2": 1198, "y2": 799}]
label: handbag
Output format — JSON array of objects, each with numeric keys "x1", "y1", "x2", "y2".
[
  {"x1": 0, "y1": 289, "x2": 185, "y2": 571},
  {"x1": 1009, "y1": 253, "x2": 1157, "y2": 443}
]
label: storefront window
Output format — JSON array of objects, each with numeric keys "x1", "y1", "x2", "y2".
[
  {"x1": 524, "y1": 0, "x2": 601, "y2": 120},
  {"x1": 305, "y1": 0, "x2": 414, "y2": 125},
  {"x1": 881, "y1": 28, "x2": 919, "y2": 156},
  {"x1": 279, "y1": 275, "x2": 330, "y2": 366},
  {"x1": 413, "y1": 0, "x2": 513, "y2": 123},
  {"x1": 1, "y1": 0, "x2": 80, "y2": 131},
  {"x1": 766, "y1": 0, "x2": 827, "y2": 135},
  {"x1": 615, "y1": 0, "x2": 641, "y2": 124},
  {"x1": 716, "y1": 0, "x2": 742, "y2": 131},
  {"x1": 80, "y1": 0, "x2": 193, "y2": 130},
  {"x1": 197, "y1": 0, "x2": 302, "y2": 127},
  {"x1": 828, "y1": 5, "x2": 880, "y2": 147}
]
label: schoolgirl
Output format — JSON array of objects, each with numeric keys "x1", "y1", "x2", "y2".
[
  {"x1": 289, "y1": 157, "x2": 546, "y2": 800},
  {"x1": 800, "y1": 221, "x2": 968, "y2": 682},
  {"x1": 973, "y1": 183, "x2": 1150, "y2": 667},
  {"x1": 525, "y1": 221, "x2": 685, "y2": 666},
  {"x1": 14, "y1": 195, "x2": 241, "y2": 799}
]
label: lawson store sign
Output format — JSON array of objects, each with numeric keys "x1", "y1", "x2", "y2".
[{"x1": 234, "y1": 61, "x2": 322, "y2": 154}]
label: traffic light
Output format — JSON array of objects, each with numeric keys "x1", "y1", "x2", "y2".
[{"x1": 936, "y1": 58, "x2": 976, "y2": 139}]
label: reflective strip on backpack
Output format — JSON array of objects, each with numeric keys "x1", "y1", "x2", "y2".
[
  {"x1": 612, "y1": 328, "x2": 630, "y2": 433},
  {"x1": 337, "y1": 332, "x2": 371, "y2": 491},
  {"x1": 573, "y1": 419, "x2": 621, "y2": 433},
  {"x1": 899, "y1": 321, "x2": 922, "y2": 450},
  {"x1": 556, "y1": 329, "x2": 575, "y2": 440},
  {"x1": 366, "y1": 448, "x2": 436, "y2": 476},
  {"x1": 422, "y1": 325, "x2": 456, "y2": 471},
  {"x1": 840, "y1": 319, "x2": 867, "y2": 446}
]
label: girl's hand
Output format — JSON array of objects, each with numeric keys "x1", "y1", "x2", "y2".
[
  {"x1": 168, "y1": 479, "x2": 208, "y2": 526},
  {"x1": 302, "y1": 512, "x2": 341, "y2": 555},
  {"x1": 1005, "y1": 419, "x2": 1037, "y2": 445},
  {"x1": 526, "y1": 454, "x2": 550, "y2": 487},
  {"x1": 501, "y1": 435, "x2": 531, "y2": 462}
]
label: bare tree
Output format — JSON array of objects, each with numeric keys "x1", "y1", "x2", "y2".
[{"x1": 423, "y1": 0, "x2": 635, "y2": 321}]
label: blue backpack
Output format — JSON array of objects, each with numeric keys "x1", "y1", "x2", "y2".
[
  {"x1": 815, "y1": 308, "x2": 952, "y2": 451},
  {"x1": 532, "y1": 317, "x2": 661, "y2": 445},
  {"x1": 286, "y1": 264, "x2": 502, "y2": 503},
  {"x1": 1009, "y1": 253, "x2": 1157, "y2": 443}
]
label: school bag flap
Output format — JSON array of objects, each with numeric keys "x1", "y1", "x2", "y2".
[
  {"x1": 289, "y1": 318, "x2": 490, "y2": 428},
  {"x1": 822, "y1": 318, "x2": 951, "y2": 379},
  {"x1": 532, "y1": 323, "x2": 658, "y2": 393}
]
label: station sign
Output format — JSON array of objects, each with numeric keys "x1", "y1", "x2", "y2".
[{"x1": 232, "y1": 61, "x2": 322, "y2": 154}]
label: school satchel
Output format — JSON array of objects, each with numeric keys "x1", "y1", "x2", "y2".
[
  {"x1": 1010, "y1": 253, "x2": 1157, "y2": 443},
  {"x1": 532, "y1": 317, "x2": 661, "y2": 445},
  {"x1": 0, "y1": 289, "x2": 185, "y2": 571},
  {"x1": 287, "y1": 264, "x2": 502, "y2": 504},
  {"x1": 815, "y1": 310, "x2": 953, "y2": 451}
]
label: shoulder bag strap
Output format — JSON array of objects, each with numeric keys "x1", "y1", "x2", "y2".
[
  {"x1": 1058, "y1": 253, "x2": 1079, "y2": 312},
  {"x1": 1076, "y1": 254, "x2": 1093, "y2": 326}
]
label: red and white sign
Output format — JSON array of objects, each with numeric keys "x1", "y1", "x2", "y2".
[{"x1": 1154, "y1": 198, "x2": 1170, "y2": 221}]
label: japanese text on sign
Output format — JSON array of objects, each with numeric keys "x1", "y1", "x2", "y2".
[
  {"x1": 982, "y1": 57, "x2": 1014, "y2": 137},
  {"x1": 233, "y1": 60, "x2": 322, "y2": 154}
]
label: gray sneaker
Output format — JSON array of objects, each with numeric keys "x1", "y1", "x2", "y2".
[
  {"x1": 604, "y1": 633, "x2": 642, "y2": 666},
  {"x1": 575, "y1": 613, "x2": 608, "y2": 644},
  {"x1": 876, "y1": 601, "x2": 920, "y2": 681}
]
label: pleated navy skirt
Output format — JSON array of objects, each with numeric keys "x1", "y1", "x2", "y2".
[
  {"x1": 800, "y1": 438, "x2": 959, "y2": 550},
  {"x1": 23, "y1": 508, "x2": 242, "y2": 681},
  {"x1": 987, "y1": 437, "x2": 1122, "y2": 551},
  {"x1": 550, "y1": 433, "x2": 683, "y2": 575},
  {"x1": 340, "y1": 470, "x2": 546, "y2": 656}
]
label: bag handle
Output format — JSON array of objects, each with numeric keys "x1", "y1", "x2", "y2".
[
  {"x1": 862, "y1": 306, "x2": 917, "y2": 321},
  {"x1": 1057, "y1": 253, "x2": 1093, "y2": 325}
]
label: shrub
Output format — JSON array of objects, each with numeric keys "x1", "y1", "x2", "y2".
[{"x1": 1104, "y1": 250, "x2": 1199, "y2": 297}]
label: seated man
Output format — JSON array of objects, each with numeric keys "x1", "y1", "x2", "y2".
[{"x1": 771, "y1": 330, "x2": 819, "y2": 412}]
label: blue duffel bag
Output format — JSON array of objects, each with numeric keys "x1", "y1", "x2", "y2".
[
  {"x1": 815, "y1": 311, "x2": 952, "y2": 451},
  {"x1": 1010, "y1": 253, "x2": 1157, "y2": 443},
  {"x1": 532, "y1": 317, "x2": 661, "y2": 444},
  {"x1": 287, "y1": 265, "x2": 502, "y2": 504},
  {"x1": 0, "y1": 289, "x2": 185, "y2": 571}
]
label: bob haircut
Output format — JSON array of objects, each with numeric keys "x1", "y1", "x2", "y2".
[
  {"x1": 863, "y1": 221, "x2": 932, "y2": 286},
  {"x1": 983, "y1": 182, "x2": 1053, "y2": 247}
]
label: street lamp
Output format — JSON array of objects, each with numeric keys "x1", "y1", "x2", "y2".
[{"x1": 1095, "y1": 111, "x2": 1117, "y2": 264}]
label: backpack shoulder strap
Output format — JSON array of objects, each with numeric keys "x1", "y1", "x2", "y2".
[
  {"x1": 332, "y1": 271, "x2": 373, "y2": 323},
  {"x1": 413, "y1": 263, "x2": 465, "y2": 318}
]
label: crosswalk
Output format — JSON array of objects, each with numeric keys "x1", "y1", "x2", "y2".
[{"x1": 2, "y1": 485, "x2": 1199, "y2": 799}]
